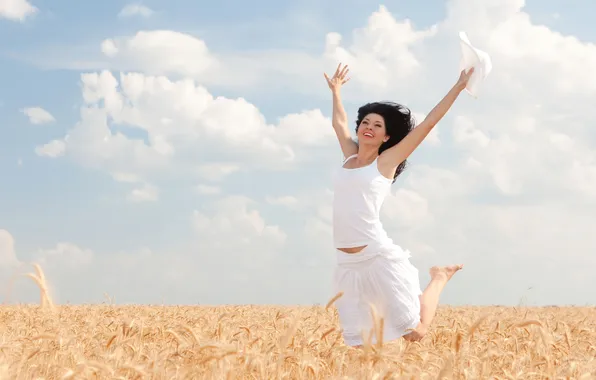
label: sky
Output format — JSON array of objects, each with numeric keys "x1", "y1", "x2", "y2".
[{"x1": 1, "y1": 0, "x2": 595, "y2": 306}]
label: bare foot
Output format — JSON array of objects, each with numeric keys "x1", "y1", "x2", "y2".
[
  {"x1": 429, "y1": 264, "x2": 463, "y2": 282},
  {"x1": 403, "y1": 324, "x2": 428, "y2": 342}
]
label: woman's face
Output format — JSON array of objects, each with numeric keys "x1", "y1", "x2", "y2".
[{"x1": 357, "y1": 113, "x2": 389, "y2": 146}]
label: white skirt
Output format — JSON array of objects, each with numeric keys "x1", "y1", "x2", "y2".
[{"x1": 333, "y1": 242, "x2": 422, "y2": 347}]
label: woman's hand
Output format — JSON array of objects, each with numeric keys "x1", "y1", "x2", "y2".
[
  {"x1": 455, "y1": 67, "x2": 475, "y2": 91},
  {"x1": 324, "y1": 62, "x2": 358, "y2": 158},
  {"x1": 324, "y1": 63, "x2": 351, "y2": 93}
]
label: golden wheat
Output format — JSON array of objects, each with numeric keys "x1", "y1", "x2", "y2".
[{"x1": 0, "y1": 266, "x2": 594, "y2": 379}]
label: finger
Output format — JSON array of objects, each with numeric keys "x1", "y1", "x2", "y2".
[
  {"x1": 333, "y1": 63, "x2": 342, "y2": 77},
  {"x1": 342, "y1": 77, "x2": 351, "y2": 84},
  {"x1": 340, "y1": 65, "x2": 349, "y2": 78}
]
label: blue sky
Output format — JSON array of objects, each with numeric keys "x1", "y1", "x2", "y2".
[{"x1": 1, "y1": 0, "x2": 596, "y2": 306}]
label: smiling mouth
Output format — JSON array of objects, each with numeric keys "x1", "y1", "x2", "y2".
[{"x1": 363, "y1": 132, "x2": 374, "y2": 138}]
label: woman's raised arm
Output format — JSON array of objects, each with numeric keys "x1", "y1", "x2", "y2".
[
  {"x1": 324, "y1": 63, "x2": 358, "y2": 159},
  {"x1": 380, "y1": 68, "x2": 475, "y2": 169}
]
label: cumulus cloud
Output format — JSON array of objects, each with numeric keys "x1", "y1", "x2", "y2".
[
  {"x1": 21, "y1": 107, "x2": 55, "y2": 125},
  {"x1": 118, "y1": 4, "x2": 154, "y2": 18},
  {"x1": 192, "y1": 196, "x2": 286, "y2": 257},
  {"x1": 0, "y1": 193, "x2": 300, "y2": 304},
  {"x1": 92, "y1": 30, "x2": 321, "y2": 92},
  {"x1": 292, "y1": 0, "x2": 596, "y2": 305},
  {"x1": 0, "y1": 0, "x2": 37, "y2": 21},
  {"x1": 84, "y1": 7, "x2": 440, "y2": 98},
  {"x1": 127, "y1": 183, "x2": 159, "y2": 202},
  {"x1": 35, "y1": 139, "x2": 65, "y2": 157},
  {"x1": 0, "y1": 230, "x2": 94, "y2": 304},
  {"x1": 33, "y1": 243, "x2": 94, "y2": 272},
  {"x1": 23, "y1": 0, "x2": 596, "y2": 305},
  {"x1": 35, "y1": 70, "x2": 336, "y2": 187},
  {"x1": 323, "y1": 6, "x2": 437, "y2": 91},
  {"x1": 100, "y1": 31, "x2": 216, "y2": 78}
]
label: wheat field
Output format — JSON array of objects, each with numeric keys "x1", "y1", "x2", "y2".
[{"x1": 0, "y1": 265, "x2": 595, "y2": 379}]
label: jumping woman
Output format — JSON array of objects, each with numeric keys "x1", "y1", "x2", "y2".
[{"x1": 325, "y1": 63, "x2": 474, "y2": 347}]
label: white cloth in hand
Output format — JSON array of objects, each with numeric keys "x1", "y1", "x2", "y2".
[{"x1": 459, "y1": 31, "x2": 492, "y2": 98}]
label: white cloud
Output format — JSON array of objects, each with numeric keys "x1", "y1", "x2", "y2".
[
  {"x1": 266, "y1": 195, "x2": 299, "y2": 208},
  {"x1": 34, "y1": 243, "x2": 93, "y2": 271},
  {"x1": 382, "y1": 188, "x2": 432, "y2": 229},
  {"x1": 0, "y1": 0, "x2": 37, "y2": 21},
  {"x1": 196, "y1": 184, "x2": 220, "y2": 195},
  {"x1": 85, "y1": 7, "x2": 439, "y2": 98},
  {"x1": 90, "y1": 30, "x2": 323, "y2": 92},
  {"x1": 412, "y1": 111, "x2": 440, "y2": 146},
  {"x1": 548, "y1": 132, "x2": 573, "y2": 152},
  {"x1": 111, "y1": 172, "x2": 141, "y2": 183},
  {"x1": 293, "y1": 189, "x2": 333, "y2": 242},
  {"x1": 196, "y1": 163, "x2": 240, "y2": 182},
  {"x1": 323, "y1": 6, "x2": 437, "y2": 91},
  {"x1": 193, "y1": 196, "x2": 286, "y2": 249},
  {"x1": 35, "y1": 139, "x2": 65, "y2": 157},
  {"x1": 305, "y1": 0, "x2": 596, "y2": 305},
  {"x1": 118, "y1": 4, "x2": 154, "y2": 18},
  {"x1": 0, "y1": 192, "x2": 301, "y2": 304},
  {"x1": 21, "y1": 107, "x2": 55, "y2": 125},
  {"x1": 25, "y1": 6, "x2": 443, "y2": 98},
  {"x1": 20, "y1": 0, "x2": 596, "y2": 305},
  {"x1": 127, "y1": 183, "x2": 159, "y2": 202},
  {"x1": 452, "y1": 115, "x2": 490, "y2": 148},
  {"x1": 100, "y1": 31, "x2": 216, "y2": 78},
  {"x1": 36, "y1": 70, "x2": 335, "y2": 188},
  {"x1": 274, "y1": 109, "x2": 335, "y2": 147}
]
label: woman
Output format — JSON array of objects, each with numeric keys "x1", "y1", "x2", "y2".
[{"x1": 324, "y1": 63, "x2": 474, "y2": 347}]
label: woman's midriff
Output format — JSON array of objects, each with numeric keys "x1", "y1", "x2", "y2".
[{"x1": 337, "y1": 245, "x2": 367, "y2": 254}]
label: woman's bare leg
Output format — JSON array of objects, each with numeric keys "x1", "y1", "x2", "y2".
[{"x1": 404, "y1": 264, "x2": 463, "y2": 341}]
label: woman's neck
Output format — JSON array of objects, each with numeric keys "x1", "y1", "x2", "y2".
[{"x1": 357, "y1": 146, "x2": 379, "y2": 163}]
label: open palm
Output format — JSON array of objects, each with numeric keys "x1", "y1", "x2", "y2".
[{"x1": 324, "y1": 63, "x2": 350, "y2": 93}]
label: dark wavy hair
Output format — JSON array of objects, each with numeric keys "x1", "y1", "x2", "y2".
[{"x1": 355, "y1": 101, "x2": 416, "y2": 183}]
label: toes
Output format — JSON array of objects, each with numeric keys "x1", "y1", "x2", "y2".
[{"x1": 449, "y1": 264, "x2": 464, "y2": 272}]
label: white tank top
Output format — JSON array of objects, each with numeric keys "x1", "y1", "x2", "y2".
[{"x1": 332, "y1": 154, "x2": 393, "y2": 249}]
